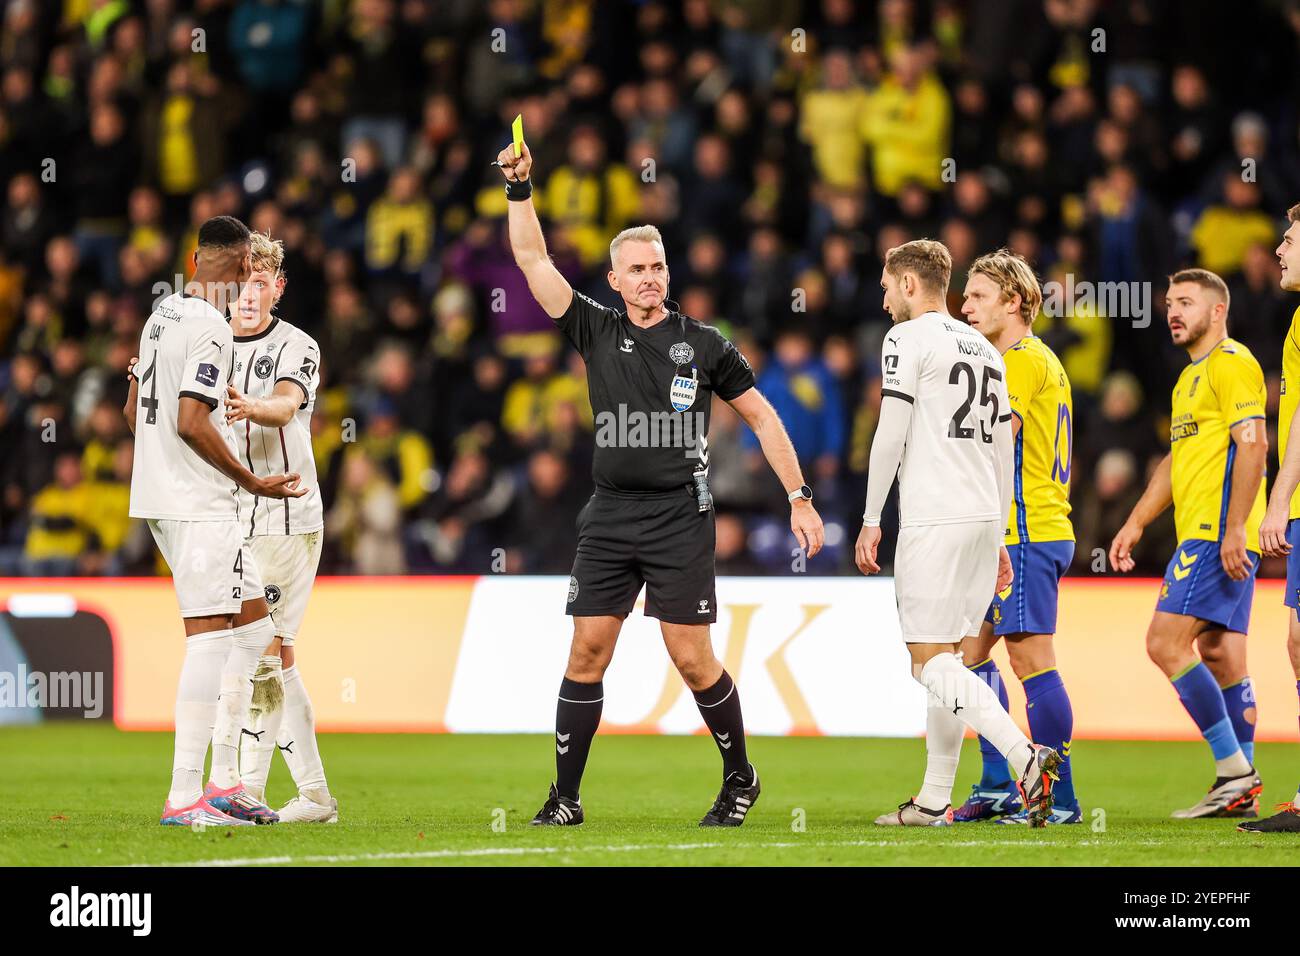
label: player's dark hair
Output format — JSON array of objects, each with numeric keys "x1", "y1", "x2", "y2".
[
  {"x1": 1169, "y1": 268, "x2": 1230, "y2": 310},
  {"x1": 196, "y1": 215, "x2": 251, "y2": 250}
]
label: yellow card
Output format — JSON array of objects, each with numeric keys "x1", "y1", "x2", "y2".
[{"x1": 512, "y1": 114, "x2": 524, "y2": 157}]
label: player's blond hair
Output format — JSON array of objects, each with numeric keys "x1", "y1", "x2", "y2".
[
  {"x1": 609, "y1": 224, "x2": 664, "y2": 268},
  {"x1": 248, "y1": 231, "x2": 285, "y2": 276},
  {"x1": 884, "y1": 239, "x2": 951, "y2": 297},
  {"x1": 1287, "y1": 201, "x2": 1300, "y2": 223},
  {"x1": 969, "y1": 248, "x2": 1043, "y2": 326},
  {"x1": 1169, "y1": 267, "x2": 1230, "y2": 311}
]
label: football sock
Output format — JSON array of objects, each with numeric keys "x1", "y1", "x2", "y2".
[
  {"x1": 554, "y1": 677, "x2": 603, "y2": 801},
  {"x1": 693, "y1": 670, "x2": 751, "y2": 780},
  {"x1": 278, "y1": 663, "x2": 329, "y2": 798},
  {"x1": 1220, "y1": 676, "x2": 1256, "y2": 764},
  {"x1": 1023, "y1": 667, "x2": 1077, "y2": 807},
  {"x1": 1171, "y1": 662, "x2": 1250, "y2": 777},
  {"x1": 918, "y1": 653, "x2": 1034, "y2": 779},
  {"x1": 169, "y1": 628, "x2": 231, "y2": 807},
  {"x1": 209, "y1": 616, "x2": 274, "y2": 789},
  {"x1": 967, "y1": 657, "x2": 1012, "y2": 787},
  {"x1": 239, "y1": 673, "x2": 286, "y2": 802},
  {"x1": 1294, "y1": 680, "x2": 1300, "y2": 810},
  {"x1": 917, "y1": 696, "x2": 964, "y2": 810}
]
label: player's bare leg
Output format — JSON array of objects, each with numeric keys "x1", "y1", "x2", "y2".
[
  {"x1": 879, "y1": 641, "x2": 1059, "y2": 828},
  {"x1": 532, "y1": 615, "x2": 620, "y2": 826},
  {"x1": 1146, "y1": 612, "x2": 1258, "y2": 817},
  {"x1": 660, "y1": 622, "x2": 759, "y2": 827}
]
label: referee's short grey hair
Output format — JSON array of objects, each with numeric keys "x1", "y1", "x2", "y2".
[{"x1": 609, "y1": 225, "x2": 664, "y2": 268}]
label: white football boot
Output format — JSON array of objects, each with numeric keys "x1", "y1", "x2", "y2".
[
  {"x1": 277, "y1": 791, "x2": 339, "y2": 824},
  {"x1": 874, "y1": 799, "x2": 953, "y2": 826}
]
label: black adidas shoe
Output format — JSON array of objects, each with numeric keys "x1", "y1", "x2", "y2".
[
  {"x1": 530, "y1": 784, "x2": 583, "y2": 826},
  {"x1": 700, "y1": 765, "x2": 760, "y2": 827},
  {"x1": 1237, "y1": 804, "x2": 1300, "y2": 833}
]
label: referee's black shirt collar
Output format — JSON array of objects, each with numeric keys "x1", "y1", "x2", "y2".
[{"x1": 624, "y1": 299, "x2": 682, "y2": 332}]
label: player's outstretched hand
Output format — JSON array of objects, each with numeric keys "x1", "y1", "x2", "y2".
[
  {"x1": 258, "y1": 472, "x2": 307, "y2": 499},
  {"x1": 855, "y1": 524, "x2": 882, "y2": 575},
  {"x1": 224, "y1": 384, "x2": 256, "y2": 425},
  {"x1": 495, "y1": 140, "x2": 532, "y2": 182},
  {"x1": 1220, "y1": 526, "x2": 1253, "y2": 581},
  {"x1": 996, "y1": 545, "x2": 1014, "y2": 593},
  {"x1": 792, "y1": 501, "x2": 824, "y2": 558},
  {"x1": 1108, "y1": 520, "x2": 1142, "y2": 573},
  {"x1": 127, "y1": 356, "x2": 138, "y2": 381},
  {"x1": 1260, "y1": 506, "x2": 1292, "y2": 557}
]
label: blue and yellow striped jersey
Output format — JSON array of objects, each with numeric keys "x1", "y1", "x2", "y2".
[
  {"x1": 1279, "y1": 306, "x2": 1300, "y2": 520},
  {"x1": 1169, "y1": 338, "x2": 1266, "y2": 549},
  {"x1": 1004, "y1": 335, "x2": 1073, "y2": 545}
]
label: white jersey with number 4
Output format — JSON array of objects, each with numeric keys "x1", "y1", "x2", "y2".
[
  {"x1": 231, "y1": 317, "x2": 323, "y2": 536},
  {"x1": 129, "y1": 292, "x2": 239, "y2": 521},
  {"x1": 880, "y1": 310, "x2": 1010, "y2": 528}
]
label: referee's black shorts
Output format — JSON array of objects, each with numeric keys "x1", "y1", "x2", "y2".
[{"x1": 565, "y1": 486, "x2": 717, "y2": 625}]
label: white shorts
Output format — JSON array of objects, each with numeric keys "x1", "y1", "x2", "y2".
[
  {"x1": 247, "y1": 531, "x2": 322, "y2": 644},
  {"x1": 148, "y1": 518, "x2": 262, "y2": 618},
  {"x1": 894, "y1": 520, "x2": 1001, "y2": 643}
]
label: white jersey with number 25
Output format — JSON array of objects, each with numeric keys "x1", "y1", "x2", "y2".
[{"x1": 880, "y1": 310, "x2": 1011, "y2": 528}]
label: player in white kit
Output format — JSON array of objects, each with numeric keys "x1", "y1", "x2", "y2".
[
  {"x1": 854, "y1": 239, "x2": 1062, "y2": 827},
  {"x1": 224, "y1": 232, "x2": 336, "y2": 823},
  {"x1": 125, "y1": 216, "x2": 306, "y2": 826}
]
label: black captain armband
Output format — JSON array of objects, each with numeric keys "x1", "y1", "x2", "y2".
[{"x1": 505, "y1": 178, "x2": 533, "y2": 201}]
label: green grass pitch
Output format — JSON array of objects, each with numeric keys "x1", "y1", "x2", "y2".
[{"x1": 2, "y1": 723, "x2": 1297, "y2": 866}]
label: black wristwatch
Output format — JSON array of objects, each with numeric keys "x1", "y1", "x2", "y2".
[{"x1": 787, "y1": 484, "x2": 813, "y2": 503}]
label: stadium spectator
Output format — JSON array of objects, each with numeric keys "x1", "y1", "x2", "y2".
[
  {"x1": 1191, "y1": 175, "x2": 1278, "y2": 278},
  {"x1": 22, "y1": 450, "x2": 88, "y2": 577},
  {"x1": 743, "y1": 326, "x2": 845, "y2": 484},
  {"x1": 860, "y1": 44, "x2": 950, "y2": 197}
]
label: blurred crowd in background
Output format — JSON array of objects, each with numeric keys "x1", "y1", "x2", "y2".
[{"x1": 2, "y1": 0, "x2": 1300, "y2": 578}]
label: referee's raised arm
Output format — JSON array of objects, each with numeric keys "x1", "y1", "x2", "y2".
[{"x1": 496, "y1": 140, "x2": 573, "y2": 319}]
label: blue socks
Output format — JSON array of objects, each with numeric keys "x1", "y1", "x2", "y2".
[
  {"x1": 968, "y1": 658, "x2": 1012, "y2": 787},
  {"x1": 1023, "y1": 668, "x2": 1077, "y2": 808},
  {"x1": 1220, "y1": 677, "x2": 1256, "y2": 764},
  {"x1": 1172, "y1": 663, "x2": 1241, "y2": 762}
]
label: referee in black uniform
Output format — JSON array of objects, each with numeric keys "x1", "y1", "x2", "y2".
[{"x1": 497, "y1": 139, "x2": 824, "y2": 827}]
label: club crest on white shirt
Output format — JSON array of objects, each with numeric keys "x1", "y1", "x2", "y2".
[
  {"x1": 671, "y1": 367, "x2": 699, "y2": 412},
  {"x1": 254, "y1": 355, "x2": 274, "y2": 379}
]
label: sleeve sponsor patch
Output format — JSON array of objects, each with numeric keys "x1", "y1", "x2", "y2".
[{"x1": 195, "y1": 362, "x2": 219, "y2": 387}]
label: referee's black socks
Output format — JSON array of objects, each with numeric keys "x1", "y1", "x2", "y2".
[
  {"x1": 693, "y1": 671, "x2": 750, "y2": 780},
  {"x1": 554, "y1": 677, "x2": 604, "y2": 801}
]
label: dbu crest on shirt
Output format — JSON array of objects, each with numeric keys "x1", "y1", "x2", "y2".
[{"x1": 671, "y1": 367, "x2": 699, "y2": 412}]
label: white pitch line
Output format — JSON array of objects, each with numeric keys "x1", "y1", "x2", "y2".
[{"x1": 127, "y1": 837, "x2": 1166, "y2": 868}]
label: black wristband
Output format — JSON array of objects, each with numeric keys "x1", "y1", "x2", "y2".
[{"x1": 505, "y1": 178, "x2": 532, "y2": 201}]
